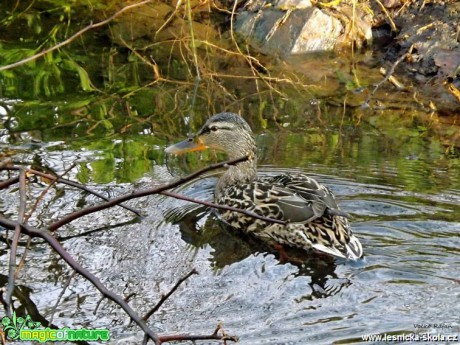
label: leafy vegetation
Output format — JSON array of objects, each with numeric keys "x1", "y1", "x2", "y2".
[{"x1": 0, "y1": 0, "x2": 458, "y2": 189}]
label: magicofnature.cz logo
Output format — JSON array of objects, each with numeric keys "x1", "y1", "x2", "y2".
[{"x1": 1, "y1": 312, "x2": 110, "y2": 343}]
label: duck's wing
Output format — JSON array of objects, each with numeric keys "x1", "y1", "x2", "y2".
[
  {"x1": 219, "y1": 173, "x2": 362, "y2": 259},
  {"x1": 260, "y1": 174, "x2": 362, "y2": 259},
  {"x1": 265, "y1": 173, "x2": 347, "y2": 223}
]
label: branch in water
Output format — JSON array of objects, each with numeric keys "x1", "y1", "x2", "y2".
[{"x1": 47, "y1": 155, "x2": 250, "y2": 231}]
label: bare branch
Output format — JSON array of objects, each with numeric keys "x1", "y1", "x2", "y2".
[
  {"x1": 142, "y1": 269, "x2": 199, "y2": 344},
  {"x1": 2, "y1": 166, "x2": 142, "y2": 217},
  {"x1": 157, "y1": 323, "x2": 238, "y2": 344},
  {"x1": 160, "y1": 190, "x2": 287, "y2": 225},
  {"x1": 0, "y1": 176, "x2": 19, "y2": 189},
  {"x1": 24, "y1": 163, "x2": 77, "y2": 222},
  {"x1": 0, "y1": 157, "x2": 261, "y2": 343},
  {"x1": 47, "y1": 155, "x2": 250, "y2": 231},
  {"x1": 14, "y1": 164, "x2": 81, "y2": 286},
  {"x1": 5, "y1": 169, "x2": 26, "y2": 317},
  {"x1": 0, "y1": 217, "x2": 161, "y2": 345},
  {"x1": 49, "y1": 271, "x2": 77, "y2": 324},
  {"x1": 143, "y1": 269, "x2": 198, "y2": 322}
]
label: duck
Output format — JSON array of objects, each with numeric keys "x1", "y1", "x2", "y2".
[{"x1": 165, "y1": 112, "x2": 363, "y2": 260}]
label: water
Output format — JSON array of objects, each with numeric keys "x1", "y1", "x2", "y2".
[
  {"x1": 1, "y1": 3, "x2": 459, "y2": 341},
  {"x1": 152, "y1": 162, "x2": 460, "y2": 344},
  {"x1": 1, "y1": 125, "x2": 459, "y2": 344}
]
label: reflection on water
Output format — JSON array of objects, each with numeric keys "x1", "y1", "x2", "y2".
[
  {"x1": 1, "y1": 5, "x2": 459, "y2": 341},
  {"x1": 1, "y1": 118, "x2": 459, "y2": 344},
  {"x1": 164, "y1": 177, "x2": 347, "y2": 299}
]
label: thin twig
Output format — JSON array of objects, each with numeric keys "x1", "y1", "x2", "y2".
[
  {"x1": 49, "y1": 271, "x2": 77, "y2": 324},
  {"x1": 0, "y1": 176, "x2": 19, "y2": 189},
  {"x1": 124, "y1": 292, "x2": 137, "y2": 303},
  {"x1": 155, "y1": 0, "x2": 182, "y2": 38},
  {"x1": 119, "y1": 37, "x2": 162, "y2": 81},
  {"x1": 47, "y1": 155, "x2": 250, "y2": 231},
  {"x1": 374, "y1": 0, "x2": 397, "y2": 32},
  {"x1": 229, "y1": 0, "x2": 284, "y2": 97},
  {"x1": 363, "y1": 50, "x2": 411, "y2": 107},
  {"x1": 5, "y1": 169, "x2": 26, "y2": 317},
  {"x1": 0, "y1": 0, "x2": 153, "y2": 72},
  {"x1": 24, "y1": 163, "x2": 77, "y2": 222},
  {"x1": 94, "y1": 296, "x2": 105, "y2": 315},
  {"x1": 157, "y1": 323, "x2": 238, "y2": 344},
  {"x1": 0, "y1": 217, "x2": 161, "y2": 345},
  {"x1": 0, "y1": 158, "x2": 12, "y2": 169},
  {"x1": 15, "y1": 164, "x2": 79, "y2": 282},
  {"x1": 143, "y1": 269, "x2": 198, "y2": 321},
  {"x1": 142, "y1": 269, "x2": 199, "y2": 344},
  {"x1": 185, "y1": 0, "x2": 202, "y2": 134},
  {"x1": 2, "y1": 166, "x2": 142, "y2": 217},
  {"x1": 186, "y1": 0, "x2": 201, "y2": 82},
  {"x1": 160, "y1": 191, "x2": 287, "y2": 225}
]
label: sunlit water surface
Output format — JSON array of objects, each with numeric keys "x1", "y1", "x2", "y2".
[{"x1": 1, "y1": 132, "x2": 459, "y2": 345}]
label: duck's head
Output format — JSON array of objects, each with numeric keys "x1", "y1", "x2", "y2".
[{"x1": 165, "y1": 112, "x2": 256, "y2": 160}]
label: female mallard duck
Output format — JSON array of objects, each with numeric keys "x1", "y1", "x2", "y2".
[{"x1": 166, "y1": 112, "x2": 363, "y2": 260}]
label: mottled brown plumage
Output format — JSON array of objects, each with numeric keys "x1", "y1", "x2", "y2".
[{"x1": 166, "y1": 112, "x2": 363, "y2": 260}]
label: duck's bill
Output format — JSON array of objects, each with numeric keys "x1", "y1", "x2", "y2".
[{"x1": 165, "y1": 138, "x2": 207, "y2": 155}]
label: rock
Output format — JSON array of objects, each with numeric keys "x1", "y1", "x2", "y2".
[
  {"x1": 386, "y1": 2, "x2": 460, "y2": 112},
  {"x1": 382, "y1": 0, "x2": 403, "y2": 9},
  {"x1": 434, "y1": 50, "x2": 460, "y2": 78},
  {"x1": 274, "y1": 0, "x2": 312, "y2": 10},
  {"x1": 243, "y1": 0, "x2": 312, "y2": 12},
  {"x1": 291, "y1": 8, "x2": 344, "y2": 53},
  {"x1": 235, "y1": 3, "x2": 372, "y2": 56}
]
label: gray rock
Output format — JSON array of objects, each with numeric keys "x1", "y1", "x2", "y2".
[
  {"x1": 291, "y1": 8, "x2": 343, "y2": 53},
  {"x1": 235, "y1": 5, "x2": 372, "y2": 56},
  {"x1": 274, "y1": 0, "x2": 312, "y2": 10},
  {"x1": 243, "y1": 0, "x2": 311, "y2": 13}
]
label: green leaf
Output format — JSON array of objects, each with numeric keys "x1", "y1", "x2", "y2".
[{"x1": 62, "y1": 59, "x2": 96, "y2": 92}]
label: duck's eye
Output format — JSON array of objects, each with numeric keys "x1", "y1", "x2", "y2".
[{"x1": 210, "y1": 126, "x2": 219, "y2": 132}]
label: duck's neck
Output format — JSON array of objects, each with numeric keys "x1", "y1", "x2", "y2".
[
  {"x1": 215, "y1": 153, "x2": 257, "y2": 199},
  {"x1": 214, "y1": 130, "x2": 258, "y2": 199}
]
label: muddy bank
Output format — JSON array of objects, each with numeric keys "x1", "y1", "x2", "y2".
[{"x1": 372, "y1": 0, "x2": 460, "y2": 114}]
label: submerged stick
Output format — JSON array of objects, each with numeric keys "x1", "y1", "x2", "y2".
[
  {"x1": 143, "y1": 269, "x2": 199, "y2": 322},
  {"x1": 363, "y1": 49, "x2": 412, "y2": 107}
]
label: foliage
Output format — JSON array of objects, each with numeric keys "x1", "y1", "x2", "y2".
[{"x1": 0, "y1": 0, "x2": 458, "y2": 189}]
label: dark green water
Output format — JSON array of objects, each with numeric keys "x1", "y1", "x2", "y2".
[{"x1": 1, "y1": 2, "x2": 460, "y2": 343}]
